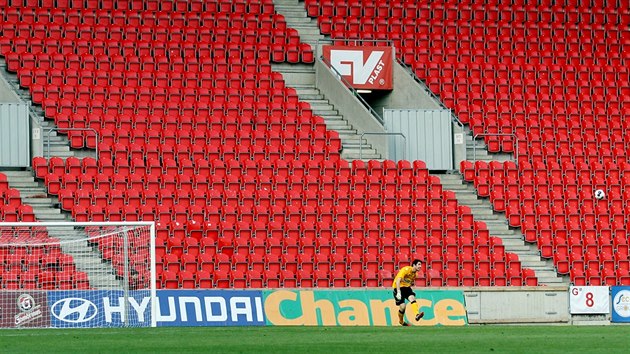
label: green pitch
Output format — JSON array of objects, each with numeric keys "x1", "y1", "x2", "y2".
[{"x1": 1, "y1": 326, "x2": 628, "y2": 353}]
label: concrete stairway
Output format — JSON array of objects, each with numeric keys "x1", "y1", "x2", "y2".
[
  {"x1": 0, "y1": 60, "x2": 79, "y2": 159},
  {"x1": 271, "y1": 0, "x2": 382, "y2": 162},
  {"x1": 1, "y1": 170, "x2": 122, "y2": 289},
  {"x1": 438, "y1": 173, "x2": 567, "y2": 286},
  {"x1": 272, "y1": 0, "x2": 567, "y2": 285},
  {"x1": 1, "y1": 60, "x2": 121, "y2": 289},
  {"x1": 434, "y1": 128, "x2": 569, "y2": 286}
]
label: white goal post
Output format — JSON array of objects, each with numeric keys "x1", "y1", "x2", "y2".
[{"x1": 0, "y1": 221, "x2": 156, "y2": 328}]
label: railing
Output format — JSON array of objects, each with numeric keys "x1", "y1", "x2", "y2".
[
  {"x1": 396, "y1": 58, "x2": 465, "y2": 130},
  {"x1": 359, "y1": 132, "x2": 406, "y2": 161},
  {"x1": 46, "y1": 127, "x2": 98, "y2": 160},
  {"x1": 319, "y1": 55, "x2": 386, "y2": 125},
  {"x1": 472, "y1": 133, "x2": 518, "y2": 166}
]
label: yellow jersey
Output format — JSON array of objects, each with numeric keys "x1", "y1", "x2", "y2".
[{"x1": 392, "y1": 266, "x2": 417, "y2": 288}]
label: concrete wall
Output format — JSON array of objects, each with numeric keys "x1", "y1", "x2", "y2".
[
  {"x1": 373, "y1": 63, "x2": 466, "y2": 170},
  {"x1": 314, "y1": 58, "x2": 388, "y2": 157},
  {"x1": 0, "y1": 73, "x2": 20, "y2": 103},
  {"x1": 315, "y1": 58, "x2": 466, "y2": 169},
  {"x1": 464, "y1": 286, "x2": 569, "y2": 324},
  {"x1": 371, "y1": 62, "x2": 441, "y2": 112}
]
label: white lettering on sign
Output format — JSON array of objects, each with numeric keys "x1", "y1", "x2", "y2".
[
  {"x1": 157, "y1": 296, "x2": 264, "y2": 323},
  {"x1": 569, "y1": 286, "x2": 609, "y2": 314},
  {"x1": 330, "y1": 50, "x2": 385, "y2": 85}
]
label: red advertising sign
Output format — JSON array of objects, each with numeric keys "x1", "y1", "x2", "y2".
[
  {"x1": 0, "y1": 291, "x2": 50, "y2": 328},
  {"x1": 322, "y1": 45, "x2": 394, "y2": 90}
]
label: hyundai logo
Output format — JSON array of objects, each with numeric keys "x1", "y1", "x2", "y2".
[{"x1": 51, "y1": 298, "x2": 98, "y2": 323}]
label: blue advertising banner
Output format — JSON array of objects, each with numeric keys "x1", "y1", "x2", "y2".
[
  {"x1": 47, "y1": 290, "x2": 152, "y2": 328},
  {"x1": 156, "y1": 290, "x2": 265, "y2": 327},
  {"x1": 611, "y1": 286, "x2": 630, "y2": 323},
  {"x1": 47, "y1": 290, "x2": 265, "y2": 327}
]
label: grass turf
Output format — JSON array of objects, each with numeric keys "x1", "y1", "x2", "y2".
[{"x1": 1, "y1": 325, "x2": 629, "y2": 353}]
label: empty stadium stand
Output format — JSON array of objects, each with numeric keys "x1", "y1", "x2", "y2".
[
  {"x1": 306, "y1": 0, "x2": 629, "y2": 285},
  {"x1": 1, "y1": 0, "x2": 627, "y2": 289}
]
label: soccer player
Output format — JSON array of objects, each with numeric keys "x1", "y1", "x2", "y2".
[{"x1": 392, "y1": 259, "x2": 425, "y2": 326}]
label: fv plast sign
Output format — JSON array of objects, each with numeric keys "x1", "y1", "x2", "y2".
[{"x1": 322, "y1": 45, "x2": 394, "y2": 90}]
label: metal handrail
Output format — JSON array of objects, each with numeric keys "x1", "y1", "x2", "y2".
[
  {"x1": 46, "y1": 127, "x2": 98, "y2": 160},
  {"x1": 396, "y1": 58, "x2": 465, "y2": 130},
  {"x1": 359, "y1": 132, "x2": 406, "y2": 161},
  {"x1": 315, "y1": 37, "x2": 395, "y2": 125},
  {"x1": 472, "y1": 133, "x2": 518, "y2": 166},
  {"x1": 319, "y1": 54, "x2": 385, "y2": 125}
]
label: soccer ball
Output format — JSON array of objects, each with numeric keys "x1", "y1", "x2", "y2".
[{"x1": 594, "y1": 189, "x2": 606, "y2": 200}]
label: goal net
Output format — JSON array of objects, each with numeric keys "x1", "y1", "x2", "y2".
[{"x1": 0, "y1": 222, "x2": 156, "y2": 328}]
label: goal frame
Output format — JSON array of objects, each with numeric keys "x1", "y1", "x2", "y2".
[{"x1": 0, "y1": 221, "x2": 157, "y2": 328}]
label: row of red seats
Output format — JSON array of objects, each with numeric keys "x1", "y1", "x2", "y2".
[
  {"x1": 1, "y1": 269, "x2": 91, "y2": 290},
  {"x1": 6, "y1": 47, "x2": 308, "y2": 77},
  {"x1": 414, "y1": 60, "x2": 630, "y2": 85},
  {"x1": 0, "y1": 251, "x2": 75, "y2": 270},
  {"x1": 0, "y1": 174, "x2": 36, "y2": 222},
  {"x1": 2, "y1": 0, "x2": 276, "y2": 18},
  {"x1": 1, "y1": 17, "x2": 295, "y2": 41},
  {"x1": 0, "y1": 205, "x2": 36, "y2": 222},
  {"x1": 3, "y1": 39, "x2": 313, "y2": 66},
  {"x1": 410, "y1": 51, "x2": 624, "y2": 74},
  {"x1": 50, "y1": 177, "x2": 455, "y2": 212},
  {"x1": 159, "y1": 268, "x2": 386, "y2": 289},
  {"x1": 423, "y1": 71, "x2": 629, "y2": 98},
  {"x1": 307, "y1": 0, "x2": 629, "y2": 24},
  {"x1": 156, "y1": 263, "x2": 535, "y2": 289},
  {"x1": 154, "y1": 245, "x2": 536, "y2": 288},
  {"x1": 39, "y1": 91, "x2": 306, "y2": 120},
  {"x1": 15, "y1": 51, "x2": 279, "y2": 74},
  {"x1": 156, "y1": 237, "x2": 505, "y2": 266},
  {"x1": 50, "y1": 108, "x2": 318, "y2": 137},
  {"x1": 154, "y1": 230, "x2": 501, "y2": 261},
  {"x1": 41, "y1": 103, "x2": 325, "y2": 141},
  {"x1": 318, "y1": 16, "x2": 629, "y2": 40},
  {"x1": 34, "y1": 83, "x2": 299, "y2": 107},
  {"x1": 2, "y1": 27, "x2": 303, "y2": 54},
  {"x1": 49, "y1": 163, "x2": 440, "y2": 193},
  {"x1": 150, "y1": 218, "x2": 489, "y2": 254},
  {"x1": 464, "y1": 159, "x2": 630, "y2": 205},
  {"x1": 24, "y1": 69, "x2": 287, "y2": 92},
  {"x1": 61, "y1": 130, "x2": 337, "y2": 161},
  {"x1": 36, "y1": 157, "x2": 426, "y2": 180},
  {"x1": 0, "y1": 227, "x2": 53, "y2": 241}
]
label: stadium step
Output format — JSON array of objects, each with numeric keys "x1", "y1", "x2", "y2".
[
  {"x1": 0, "y1": 58, "x2": 82, "y2": 161},
  {"x1": 273, "y1": 0, "x2": 331, "y2": 49},
  {"x1": 1, "y1": 169, "x2": 121, "y2": 289},
  {"x1": 438, "y1": 173, "x2": 570, "y2": 286},
  {"x1": 455, "y1": 127, "x2": 568, "y2": 284},
  {"x1": 272, "y1": 2, "x2": 383, "y2": 163},
  {"x1": 46, "y1": 226, "x2": 123, "y2": 289}
]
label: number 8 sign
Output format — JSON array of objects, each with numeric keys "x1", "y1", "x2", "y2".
[{"x1": 569, "y1": 286, "x2": 610, "y2": 314}]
